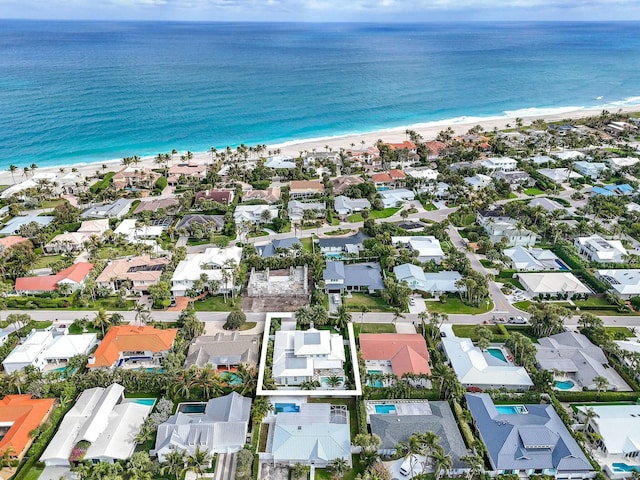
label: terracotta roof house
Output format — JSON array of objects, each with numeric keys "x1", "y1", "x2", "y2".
[
  {"x1": 195, "y1": 189, "x2": 235, "y2": 205},
  {"x1": 386, "y1": 141, "x2": 417, "y2": 152},
  {"x1": 289, "y1": 180, "x2": 325, "y2": 199},
  {"x1": 15, "y1": 262, "x2": 94, "y2": 295},
  {"x1": 242, "y1": 187, "x2": 281, "y2": 203},
  {"x1": 0, "y1": 236, "x2": 30, "y2": 255},
  {"x1": 96, "y1": 255, "x2": 170, "y2": 293},
  {"x1": 371, "y1": 169, "x2": 406, "y2": 188},
  {"x1": 0, "y1": 394, "x2": 56, "y2": 460},
  {"x1": 87, "y1": 325, "x2": 178, "y2": 369},
  {"x1": 167, "y1": 164, "x2": 207, "y2": 186},
  {"x1": 133, "y1": 197, "x2": 180, "y2": 215},
  {"x1": 424, "y1": 140, "x2": 447, "y2": 157},
  {"x1": 112, "y1": 167, "x2": 159, "y2": 190},
  {"x1": 359, "y1": 334, "x2": 431, "y2": 380},
  {"x1": 332, "y1": 175, "x2": 365, "y2": 195}
]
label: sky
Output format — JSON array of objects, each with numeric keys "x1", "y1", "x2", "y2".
[{"x1": 2, "y1": 0, "x2": 640, "y2": 22}]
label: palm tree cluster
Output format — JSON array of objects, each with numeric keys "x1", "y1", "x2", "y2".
[{"x1": 397, "y1": 432, "x2": 453, "y2": 480}]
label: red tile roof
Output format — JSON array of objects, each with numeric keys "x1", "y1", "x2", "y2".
[
  {"x1": 0, "y1": 236, "x2": 30, "y2": 253},
  {"x1": 387, "y1": 141, "x2": 417, "y2": 151},
  {"x1": 0, "y1": 395, "x2": 55, "y2": 459},
  {"x1": 388, "y1": 169, "x2": 406, "y2": 180},
  {"x1": 15, "y1": 262, "x2": 94, "y2": 293},
  {"x1": 371, "y1": 173, "x2": 393, "y2": 183},
  {"x1": 195, "y1": 189, "x2": 234, "y2": 204},
  {"x1": 424, "y1": 140, "x2": 447, "y2": 156},
  {"x1": 359, "y1": 333, "x2": 431, "y2": 376}
]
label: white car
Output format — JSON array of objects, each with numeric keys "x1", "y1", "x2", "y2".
[{"x1": 409, "y1": 298, "x2": 416, "y2": 306}]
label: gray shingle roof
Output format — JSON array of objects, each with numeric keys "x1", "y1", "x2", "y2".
[{"x1": 323, "y1": 261, "x2": 384, "y2": 291}]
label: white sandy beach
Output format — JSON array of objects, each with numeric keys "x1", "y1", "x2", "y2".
[{"x1": 1, "y1": 105, "x2": 638, "y2": 186}]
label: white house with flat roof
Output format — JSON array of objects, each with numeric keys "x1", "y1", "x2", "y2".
[
  {"x1": 574, "y1": 161, "x2": 607, "y2": 179},
  {"x1": 596, "y1": 269, "x2": 640, "y2": 300},
  {"x1": 481, "y1": 157, "x2": 518, "y2": 172},
  {"x1": 171, "y1": 246, "x2": 242, "y2": 297},
  {"x1": 234, "y1": 205, "x2": 280, "y2": 225},
  {"x1": 575, "y1": 235, "x2": 627, "y2": 263},
  {"x1": 391, "y1": 236, "x2": 445, "y2": 264}
]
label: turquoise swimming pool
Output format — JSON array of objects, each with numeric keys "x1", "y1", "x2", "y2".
[
  {"x1": 221, "y1": 371, "x2": 243, "y2": 385},
  {"x1": 367, "y1": 370, "x2": 383, "y2": 388},
  {"x1": 486, "y1": 348, "x2": 508, "y2": 362},
  {"x1": 613, "y1": 463, "x2": 640, "y2": 472},
  {"x1": 275, "y1": 403, "x2": 300, "y2": 413},
  {"x1": 496, "y1": 405, "x2": 528, "y2": 415},
  {"x1": 374, "y1": 404, "x2": 397, "y2": 414},
  {"x1": 131, "y1": 398, "x2": 156, "y2": 406},
  {"x1": 555, "y1": 380, "x2": 575, "y2": 390}
]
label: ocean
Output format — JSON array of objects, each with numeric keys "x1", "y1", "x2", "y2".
[{"x1": 1, "y1": 20, "x2": 640, "y2": 170}]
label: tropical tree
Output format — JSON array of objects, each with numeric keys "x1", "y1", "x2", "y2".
[
  {"x1": 160, "y1": 448, "x2": 186, "y2": 480},
  {"x1": 186, "y1": 446, "x2": 211, "y2": 479},
  {"x1": 593, "y1": 375, "x2": 608, "y2": 397},
  {"x1": 291, "y1": 463, "x2": 310, "y2": 480},
  {"x1": 93, "y1": 308, "x2": 110, "y2": 337},
  {"x1": 8, "y1": 165, "x2": 17, "y2": 184},
  {"x1": 332, "y1": 304, "x2": 352, "y2": 332},
  {"x1": 461, "y1": 454, "x2": 484, "y2": 480},
  {"x1": 432, "y1": 447, "x2": 453, "y2": 480},
  {"x1": 328, "y1": 457, "x2": 349, "y2": 479}
]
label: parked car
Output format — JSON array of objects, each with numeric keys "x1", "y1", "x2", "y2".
[
  {"x1": 509, "y1": 316, "x2": 527, "y2": 324},
  {"x1": 409, "y1": 298, "x2": 416, "y2": 306}
]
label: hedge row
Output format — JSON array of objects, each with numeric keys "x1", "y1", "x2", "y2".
[
  {"x1": 356, "y1": 399, "x2": 368, "y2": 435},
  {"x1": 89, "y1": 171, "x2": 114, "y2": 194},
  {"x1": 6, "y1": 297, "x2": 70, "y2": 309},
  {"x1": 552, "y1": 245, "x2": 584, "y2": 270},
  {"x1": 452, "y1": 399, "x2": 475, "y2": 449},
  {"x1": 554, "y1": 390, "x2": 640, "y2": 402},
  {"x1": 573, "y1": 270, "x2": 608, "y2": 294},
  {"x1": 155, "y1": 176, "x2": 168, "y2": 191}
]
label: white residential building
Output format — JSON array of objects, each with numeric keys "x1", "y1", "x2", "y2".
[
  {"x1": 574, "y1": 161, "x2": 607, "y2": 179},
  {"x1": 393, "y1": 263, "x2": 462, "y2": 295},
  {"x1": 113, "y1": 218, "x2": 164, "y2": 244},
  {"x1": 392, "y1": 236, "x2": 445, "y2": 264},
  {"x1": 44, "y1": 219, "x2": 110, "y2": 253},
  {"x1": 538, "y1": 168, "x2": 582, "y2": 183},
  {"x1": 265, "y1": 155, "x2": 296, "y2": 169},
  {"x1": 608, "y1": 157, "x2": 640, "y2": 169},
  {"x1": 171, "y1": 246, "x2": 243, "y2": 297},
  {"x1": 379, "y1": 188, "x2": 415, "y2": 208},
  {"x1": 272, "y1": 327, "x2": 345, "y2": 386},
  {"x1": 287, "y1": 201, "x2": 326, "y2": 223},
  {"x1": 234, "y1": 205, "x2": 280, "y2": 225},
  {"x1": 481, "y1": 157, "x2": 518, "y2": 172},
  {"x1": 503, "y1": 246, "x2": 563, "y2": 271},
  {"x1": 483, "y1": 219, "x2": 537, "y2": 247},
  {"x1": 517, "y1": 272, "x2": 590, "y2": 297},
  {"x1": 596, "y1": 269, "x2": 640, "y2": 299},
  {"x1": 575, "y1": 235, "x2": 627, "y2": 263},
  {"x1": 334, "y1": 196, "x2": 371, "y2": 216},
  {"x1": 464, "y1": 173, "x2": 492, "y2": 190},
  {"x1": 404, "y1": 167, "x2": 439, "y2": 180}
]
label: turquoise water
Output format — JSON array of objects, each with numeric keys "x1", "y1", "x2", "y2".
[
  {"x1": 144, "y1": 367, "x2": 165, "y2": 373},
  {"x1": 613, "y1": 463, "x2": 640, "y2": 472},
  {"x1": 496, "y1": 405, "x2": 528, "y2": 415},
  {"x1": 275, "y1": 403, "x2": 300, "y2": 413},
  {"x1": 131, "y1": 398, "x2": 156, "y2": 406},
  {"x1": 367, "y1": 370, "x2": 384, "y2": 388},
  {"x1": 2, "y1": 21, "x2": 640, "y2": 168},
  {"x1": 178, "y1": 403, "x2": 207, "y2": 414},
  {"x1": 374, "y1": 404, "x2": 397, "y2": 414},
  {"x1": 221, "y1": 371, "x2": 243, "y2": 385},
  {"x1": 555, "y1": 380, "x2": 576, "y2": 390},
  {"x1": 486, "y1": 348, "x2": 508, "y2": 363}
]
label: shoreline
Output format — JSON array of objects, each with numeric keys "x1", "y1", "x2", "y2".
[{"x1": 1, "y1": 105, "x2": 639, "y2": 186}]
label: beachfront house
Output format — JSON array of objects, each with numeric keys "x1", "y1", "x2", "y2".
[
  {"x1": 575, "y1": 234, "x2": 627, "y2": 264},
  {"x1": 265, "y1": 155, "x2": 296, "y2": 169}
]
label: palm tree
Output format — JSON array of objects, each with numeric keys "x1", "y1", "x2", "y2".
[
  {"x1": 93, "y1": 308, "x2": 110, "y2": 337},
  {"x1": 593, "y1": 375, "x2": 608, "y2": 398},
  {"x1": 325, "y1": 375, "x2": 342, "y2": 388},
  {"x1": 7, "y1": 370, "x2": 25, "y2": 395},
  {"x1": 360, "y1": 305, "x2": 370, "y2": 332},
  {"x1": 461, "y1": 454, "x2": 484, "y2": 480},
  {"x1": 581, "y1": 407, "x2": 599, "y2": 428},
  {"x1": 332, "y1": 304, "x2": 351, "y2": 332},
  {"x1": 186, "y1": 446, "x2": 211, "y2": 479},
  {"x1": 8, "y1": 165, "x2": 17, "y2": 184},
  {"x1": 328, "y1": 458, "x2": 349, "y2": 479},
  {"x1": 161, "y1": 448, "x2": 186, "y2": 480},
  {"x1": 391, "y1": 307, "x2": 405, "y2": 327},
  {"x1": 300, "y1": 380, "x2": 320, "y2": 390},
  {"x1": 432, "y1": 447, "x2": 453, "y2": 480}
]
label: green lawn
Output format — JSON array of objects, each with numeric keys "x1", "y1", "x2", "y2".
[
  {"x1": 450, "y1": 213, "x2": 476, "y2": 227},
  {"x1": 348, "y1": 207, "x2": 400, "y2": 222},
  {"x1": 426, "y1": 297, "x2": 493, "y2": 315},
  {"x1": 248, "y1": 230, "x2": 269, "y2": 238},
  {"x1": 513, "y1": 300, "x2": 532, "y2": 311},
  {"x1": 452, "y1": 324, "x2": 504, "y2": 340},
  {"x1": 344, "y1": 293, "x2": 392, "y2": 312},
  {"x1": 353, "y1": 322, "x2": 395, "y2": 337},
  {"x1": 186, "y1": 238, "x2": 211, "y2": 246},
  {"x1": 574, "y1": 297, "x2": 612, "y2": 307},
  {"x1": 422, "y1": 203, "x2": 437, "y2": 211},
  {"x1": 504, "y1": 325, "x2": 540, "y2": 341},
  {"x1": 193, "y1": 295, "x2": 239, "y2": 311},
  {"x1": 524, "y1": 187, "x2": 545, "y2": 196},
  {"x1": 33, "y1": 254, "x2": 64, "y2": 269},
  {"x1": 605, "y1": 326, "x2": 635, "y2": 338},
  {"x1": 325, "y1": 228, "x2": 354, "y2": 236},
  {"x1": 22, "y1": 466, "x2": 44, "y2": 480},
  {"x1": 40, "y1": 198, "x2": 68, "y2": 208},
  {"x1": 300, "y1": 237, "x2": 314, "y2": 253}
]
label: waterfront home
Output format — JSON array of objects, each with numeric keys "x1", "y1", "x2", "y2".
[
  {"x1": 322, "y1": 261, "x2": 384, "y2": 294},
  {"x1": 171, "y1": 246, "x2": 243, "y2": 297},
  {"x1": 424, "y1": 140, "x2": 447, "y2": 158},
  {"x1": 81, "y1": 198, "x2": 133, "y2": 220},
  {"x1": 195, "y1": 189, "x2": 235, "y2": 205},
  {"x1": 0, "y1": 214, "x2": 55, "y2": 236},
  {"x1": 465, "y1": 393, "x2": 593, "y2": 477},
  {"x1": 272, "y1": 326, "x2": 346, "y2": 386},
  {"x1": 379, "y1": 188, "x2": 415, "y2": 208},
  {"x1": 334, "y1": 195, "x2": 371, "y2": 216},
  {"x1": 371, "y1": 169, "x2": 407, "y2": 189},
  {"x1": 242, "y1": 186, "x2": 281, "y2": 203},
  {"x1": 393, "y1": 264, "x2": 462, "y2": 295},
  {"x1": 95, "y1": 255, "x2": 170, "y2": 293},
  {"x1": 155, "y1": 392, "x2": 251, "y2": 461},
  {"x1": 575, "y1": 234, "x2": 627, "y2": 263},
  {"x1": 255, "y1": 237, "x2": 302, "y2": 258},
  {"x1": 391, "y1": 236, "x2": 445, "y2": 264},
  {"x1": 112, "y1": 166, "x2": 159, "y2": 190},
  {"x1": 167, "y1": 163, "x2": 207, "y2": 185},
  {"x1": 538, "y1": 168, "x2": 582, "y2": 183},
  {"x1": 481, "y1": 156, "x2": 518, "y2": 172},
  {"x1": 233, "y1": 205, "x2": 279, "y2": 225},
  {"x1": 40, "y1": 384, "x2": 153, "y2": 466},
  {"x1": 574, "y1": 161, "x2": 607, "y2": 179},
  {"x1": 359, "y1": 333, "x2": 431, "y2": 380},
  {"x1": 2, "y1": 327, "x2": 97, "y2": 374},
  {"x1": 517, "y1": 272, "x2": 590, "y2": 298},
  {"x1": 15, "y1": 262, "x2": 94, "y2": 295},
  {"x1": 44, "y1": 219, "x2": 109, "y2": 253},
  {"x1": 287, "y1": 200, "x2": 326, "y2": 223},
  {"x1": 87, "y1": 325, "x2": 178, "y2": 369},
  {"x1": 536, "y1": 331, "x2": 630, "y2": 391},
  {"x1": 596, "y1": 269, "x2": 640, "y2": 299},
  {"x1": 175, "y1": 214, "x2": 225, "y2": 233},
  {"x1": 440, "y1": 325, "x2": 533, "y2": 391},
  {"x1": 265, "y1": 155, "x2": 296, "y2": 169},
  {"x1": 185, "y1": 333, "x2": 261, "y2": 369},
  {"x1": 503, "y1": 246, "x2": 563, "y2": 271},
  {"x1": 289, "y1": 180, "x2": 325, "y2": 198},
  {"x1": 332, "y1": 175, "x2": 365, "y2": 195},
  {"x1": 0, "y1": 395, "x2": 55, "y2": 461},
  {"x1": 267, "y1": 403, "x2": 351, "y2": 467},
  {"x1": 133, "y1": 197, "x2": 180, "y2": 215},
  {"x1": 318, "y1": 232, "x2": 367, "y2": 257}
]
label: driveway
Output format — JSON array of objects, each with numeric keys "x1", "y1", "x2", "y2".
[
  {"x1": 213, "y1": 453, "x2": 237, "y2": 480},
  {"x1": 408, "y1": 296, "x2": 425, "y2": 314},
  {"x1": 328, "y1": 293, "x2": 342, "y2": 314}
]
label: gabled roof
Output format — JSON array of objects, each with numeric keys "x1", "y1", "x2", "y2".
[
  {"x1": 185, "y1": 333, "x2": 261, "y2": 368},
  {"x1": 0, "y1": 395, "x2": 55, "y2": 457},
  {"x1": 88, "y1": 326, "x2": 178, "y2": 368},
  {"x1": 176, "y1": 214, "x2": 225, "y2": 231},
  {"x1": 360, "y1": 334, "x2": 430, "y2": 376},
  {"x1": 256, "y1": 237, "x2": 302, "y2": 258},
  {"x1": 318, "y1": 232, "x2": 367, "y2": 249},
  {"x1": 15, "y1": 262, "x2": 94, "y2": 292},
  {"x1": 518, "y1": 272, "x2": 590, "y2": 294},
  {"x1": 195, "y1": 189, "x2": 234, "y2": 204}
]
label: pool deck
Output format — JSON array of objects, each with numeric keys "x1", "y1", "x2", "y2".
[
  {"x1": 364, "y1": 399, "x2": 432, "y2": 423},
  {"x1": 592, "y1": 450, "x2": 640, "y2": 479}
]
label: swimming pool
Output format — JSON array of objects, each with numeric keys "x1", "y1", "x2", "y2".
[
  {"x1": 486, "y1": 348, "x2": 508, "y2": 363},
  {"x1": 374, "y1": 404, "x2": 397, "y2": 414},
  {"x1": 555, "y1": 259, "x2": 569, "y2": 271},
  {"x1": 496, "y1": 405, "x2": 528, "y2": 415},
  {"x1": 555, "y1": 380, "x2": 576, "y2": 390},
  {"x1": 221, "y1": 371, "x2": 243, "y2": 385},
  {"x1": 613, "y1": 463, "x2": 640, "y2": 472},
  {"x1": 131, "y1": 398, "x2": 156, "y2": 406},
  {"x1": 178, "y1": 403, "x2": 207, "y2": 414},
  {"x1": 325, "y1": 253, "x2": 343, "y2": 259},
  {"x1": 275, "y1": 403, "x2": 300, "y2": 413},
  {"x1": 144, "y1": 367, "x2": 166, "y2": 373},
  {"x1": 367, "y1": 370, "x2": 384, "y2": 388}
]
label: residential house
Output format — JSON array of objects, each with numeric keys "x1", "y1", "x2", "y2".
[
  {"x1": 318, "y1": 232, "x2": 367, "y2": 257},
  {"x1": 40, "y1": 384, "x2": 153, "y2": 466},
  {"x1": 423, "y1": 181, "x2": 450, "y2": 200},
  {"x1": 371, "y1": 170, "x2": 406, "y2": 189},
  {"x1": 167, "y1": 163, "x2": 207, "y2": 185},
  {"x1": 267, "y1": 403, "x2": 351, "y2": 467},
  {"x1": 464, "y1": 173, "x2": 493, "y2": 190},
  {"x1": 195, "y1": 189, "x2": 235, "y2": 205},
  {"x1": 15, "y1": 262, "x2": 94, "y2": 295},
  {"x1": 155, "y1": 392, "x2": 251, "y2": 461},
  {"x1": 359, "y1": 334, "x2": 431, "y2": 381},
  {"x1": 305, "y1": 151, "x2": 340, "y2": 164},
  {"x1": 493, "y1": 170, "x2": 532, "y2": 189},
  {"x1": 465, "y1": 393, "x2": 593, "y2": 477},
  {"x1": 596, "y1": 269, "x2": 640, "y2": 300},
  {"x1": 44, "y1": 218, "x2": 109, "y2": 253},
  {"x1": 440, "y1": 325, "x2": 533, "y2": 390},
  {"x1": 0, "y1": 395, "x2": 55, "y2": 461},
  {"x1": 0, "y1": 173, "x2": 58, "y2": 199},
  {"x1": 575, "y1": 235, "x2": 627, "y2": 263},
  {"x1": 368, "y1": 400, "x2": 466, "y2": 474},
  {"x1": 185, "y1": 333, "x2": 261, "y2": 369},
  {"x1": 503, "y1": 246, "x2": 564, "y2": 271},
  {"x1": 3, "y1": 327, "x2": 97, "y2": 374},
  {"x1": 574, "y1": 161, "x2": 607, "y2": 179},
  {"x1": 481, "y1": 157, "x2": 518, "y2": 172},
  {"x1": 87, "y1": 326, "x2": 178, "y2": 369},
  {"x1": 332, "y1": 176, "x2": 365, "y2": 195},
  {"x1": 528, "y1": 197, "x2": 565, "y2": 213},
  {"x1": 81, "y1": 198, "x2": 133, "y2": 220},
  {"x1": 171, "y1": 246, "x2": 243, "y2": 297},
  {"x1": 334, "y1": 195, "x2": 371, "y2": 216},
  {"x1": 387, "y1": 141, "x2": 417, "y2": 154},
  {"x1": 287, "y1": 200, "x2": 326, "y2": 223},
  {"x1": 530, "y1": 155, "x2": 554, "y2": 165},
  {"x1": 591, "y1": 183, "x2": 634, "y2": 197},
  {"x1": 0, "y1": 236, "x2": 30, "y2": 255},
  {"x1": 289, "y1": 180, "x2": 325, "y2": 199},
  {"x1": 272, "y1": 326, "x2": 346, "y2": 386},
  {"x1": 423, "y1": 140, "x2": 448, "y2": 158},
  {"x1": 113, "y1": 219, "x2": 165, "y2": 244},
  {"x1": 255, "y1": 237, "x2": 302, "y2": 258},
  {"x1": 112, "y1": 167, "x2": 159, "y2": 190},
  {"x1": 242, "y1": 187, "x2": 281, "y2": 203},
  {"x1": 404, "y1": 167, "x2": 439, "y2": 181},
  {"x1": 517, "y1": 272, "x2": 590, "y2": 297},
  {"x1": 175, "y1": 214, "x2": 225, "y2": 233},
  {"x1": 0, "y1": 215, "x2": 54, "y2": 236},
  {"x1": 379, "y1": 188, "x2": 415, "y2": 208},
  {"x1": 133, "y1": 197, "x2": 180, "y2": 215},
  {"x1": 265, "y1": 155, "x2": 296, "y2": 169},
  {"x1": 393, "y1": 263, "x2": 462, "y2": 295},
  {"x1": 347, "y1": 147, "x2": 380, "y2": 166},
  {"x1": 538, "y1": 168, "x2": 582, "y2": 183},
  {"x1": 392, "y1": 236, "x2": 445, "y2": 264},
  {"x1": 234, "y1": 205, "x2": 279, "y2": 226},
  {"x1": 95, "y1": 255, "x2": 170, "y2": 293},
  {"x1": 554, "y1": 150, "x2": 586, "y2": 160},
  {"x1": 482, "y1": 218, "x2": 537, "y2": 247},
  {"x1": 322, "y1": 261, "x2": 384, "y2": 294},
  {"x1": 608, "y1": 157, "x2": 640, "y2": 169},
  {"x1": 536, "y1": 331, "x2": 631, "y2": 391}
]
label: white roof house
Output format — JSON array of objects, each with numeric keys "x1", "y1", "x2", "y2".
[
  {"x1": 554, "y1": 150, "x2": 586, "y2": 161},
  {"x1": 155, "y1": 392, "x2": 251, "y2": 461},
  {"x1": 503, "y1": 246, "x2": 563, "y2": 271},
  {"x1": 393, "y1": 264, "x2": 462, "y2": 294},
  {"x1": 440, "y1": 325, "x2": 533, "y2": 391},
  {"x1": 114, "y1": 218, "x2": 164, "y2": 243},
  {"x1": 171, "y1": 246, "x2": 242, "y2": 297},
  {"x1": 391, "y1": 236, "x2": 445, "y2": 264},
  {"x1": 577, "y1": 405, "x2": 640, "y2": 460},
  {"x1": 528, "y1": 197, "x2": 565, "y2": 213},
  {"x1": 464, "y1": 173, "x2": 492, "y2": 190},
  {"x1": 265, "y1": 155, "x2": 296, "y2": 169},
  {"x1": 272, "y1": 327, "x2": 345, "y2": 386},
  {"x1": 81, "y1": 199, "x2": 133, "y2": 219},
  {"x1": 40, "y1": 384, "x2": 153, "y2": 466},
  {"x1": 575, "y1": 235, "x2": 627, "y2": 263},
  {"x1": 538, "y1": 168, "x2": 582, "y2": 183},
  {"x1": 517, "y1": 272, "x2": 590, "y2": 297},
  {"x1": 2, "y1": 328, "x2": 97, "y2": 374},
  {"x1": 270, "y1": 403, "x2": 351, "y2": 467},
  {"x1": 596, "y1": 269, "x2": 640, "y2": 299},
  {"x1": 573, "y1": 161, "x2": 607, "y2": 179},
  {"x1": 608, "y1": 157, "x2": 640, "y2": 169},
  {"x1": 481, "y1": 157, "x2": 518, "y2": 172},
  {"x1": 404, "y1": 167, "x2": 439, "y2": 180},
  {"x1": 334, "y1": 196, "x2": 371, "y2": 216},
  {"x1": 44, "y1": 219, "x2": 110, "y2": 253},
  {"x1": 379, "y1": 188, "x2": 415, "y2": 208},
  {"x1": 233, "y1": 205, "x2": 279, "y2": 225}
]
